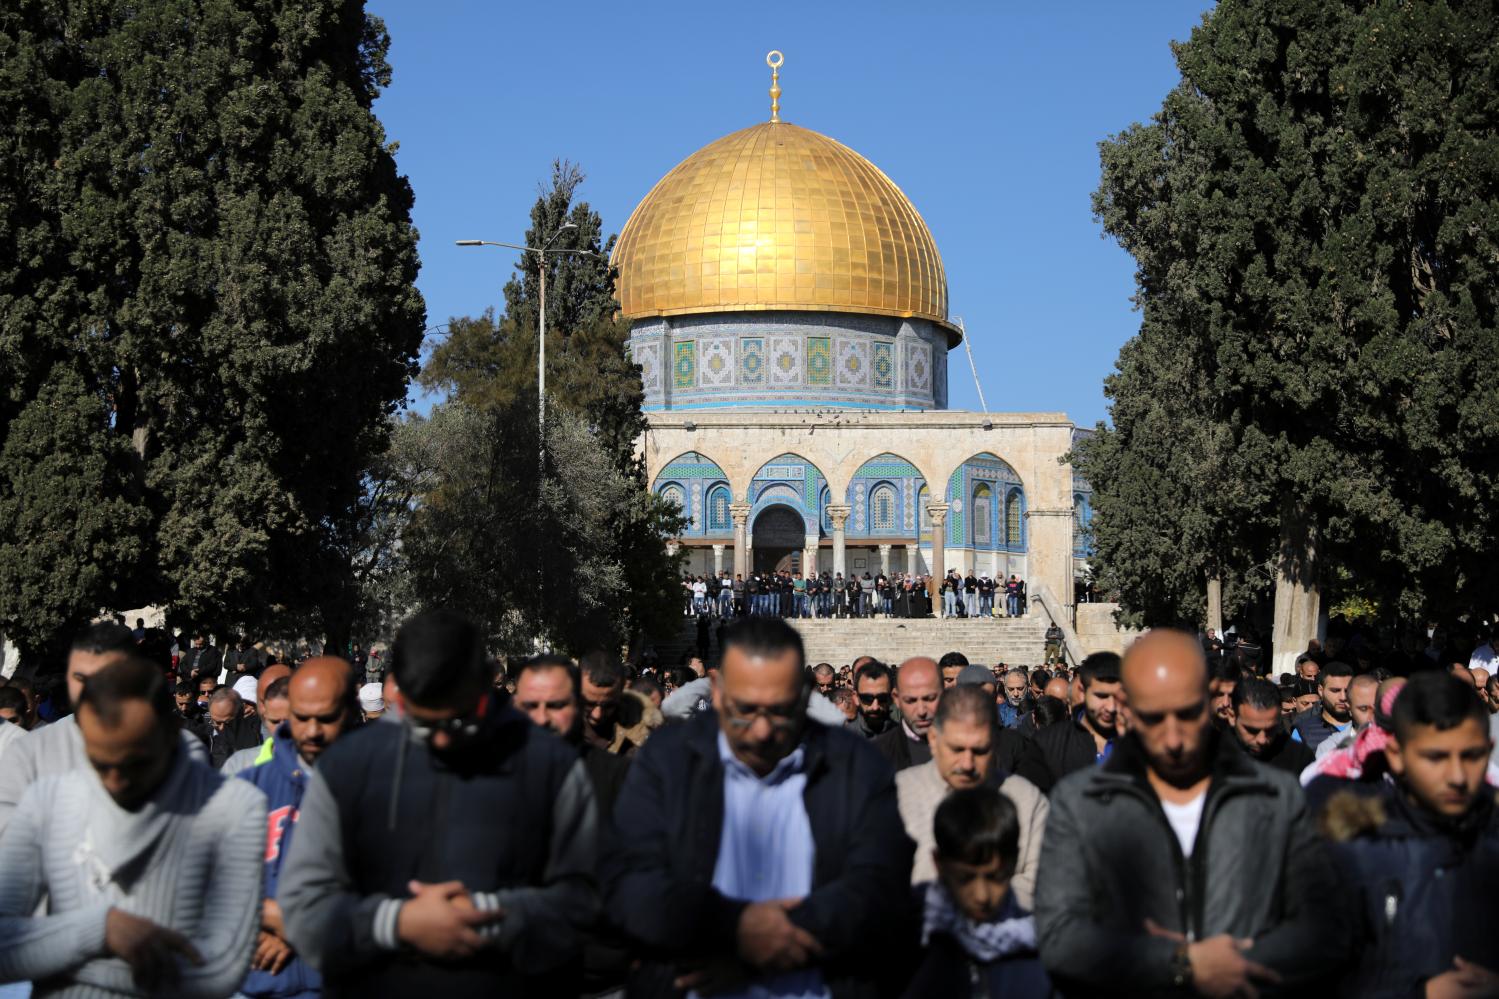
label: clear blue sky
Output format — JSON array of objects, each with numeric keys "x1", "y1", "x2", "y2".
[{"x1": 368, "y1": 0, "x2": 1214, "y2": 426}]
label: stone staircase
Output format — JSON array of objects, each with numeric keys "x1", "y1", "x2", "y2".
[{"x1": 644, "y1": 614, "x2": 1052, "y2": 669}]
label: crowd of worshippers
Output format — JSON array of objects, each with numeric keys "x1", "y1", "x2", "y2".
[
  {"x1": 680, "y1": 569, "x2": 1031, "y2": 621},
  {"x1": 0, "y1": 615, "x2": 1497, "y2": 999}
]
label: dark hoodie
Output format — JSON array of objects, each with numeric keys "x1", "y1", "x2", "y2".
[{"x1": 277, "y1": 691, "x2": 599, "y2": 998}]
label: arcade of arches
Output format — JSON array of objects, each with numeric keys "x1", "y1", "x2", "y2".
[{"x1": 643, "y1": 409, "x2": 1092, "y2": 615}]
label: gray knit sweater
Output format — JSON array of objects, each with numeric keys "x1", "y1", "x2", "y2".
[
  {"x1": 0, "y1": 715, "x2": 207, "y2": 835},
  {"x1": 0, "y1": 747, "x2": 267, "y2": 997}
]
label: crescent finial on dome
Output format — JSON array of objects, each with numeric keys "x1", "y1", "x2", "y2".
[{"x1": 767, "y1": 50, "x2": 783, "y2": 123}]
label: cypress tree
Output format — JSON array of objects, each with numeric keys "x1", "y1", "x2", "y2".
[
  {"x1": 1080, "y1": 0, "x2": 1499, "y2": 665},
  {"x1": 0, "y1": 0, "x2": 424, "y2": 665}
]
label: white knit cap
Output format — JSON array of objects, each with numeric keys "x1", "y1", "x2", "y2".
[
  {"x1": 358, "y1": 682, "x2": 384, "y2": 713},
  {"x1": 232, "y1": 676, "x2": 258, "y2": 702}
]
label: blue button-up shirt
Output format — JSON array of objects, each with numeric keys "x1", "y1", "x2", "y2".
[{"x1": 699, "y1": 732, "x2": 829, "y2": 999}]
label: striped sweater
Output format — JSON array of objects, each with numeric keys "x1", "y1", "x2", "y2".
[{"x1": 0, "y1": 747, "x2": 267, "y2": 997}]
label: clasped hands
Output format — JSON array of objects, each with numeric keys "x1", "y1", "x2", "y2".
[
  {"x1": 396, "y1": 879, "x2": 504, "y2": 960},
  {"x1": 674, "y1": 897, "x2": 823, "y2": 995}
]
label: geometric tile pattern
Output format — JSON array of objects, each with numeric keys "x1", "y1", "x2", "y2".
[
  {"x1": 634, "y1": 340, "x2": 661, "y2": 392},
  {"x1": 740, "y1": 337, "x2": 765, "y2": 385},
  {"x1": 872, "y1": 340, "x2": 894, "y2": 390},
  {"x1": 836, "y1": 337, "x2": 870, "y2": 389},
  {"x1": 673, "y1": 340, "x2": 696, "y2": 389},
  {"x1": 906, "y1": 340, "x2": 931, "y2": 394},
  {"x1": 769, "y1": 336, "x2": 802, "y2": 386},
  {"x1": 807, "y1": 336, "x2": 832, "y2": 386},
  {"x1": 699, "y1": 335, "x2": 734, "y2": 387}
]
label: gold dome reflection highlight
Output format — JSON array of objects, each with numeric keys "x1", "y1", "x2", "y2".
[{"x1": 612, "y1": 120, "x2": 956, "y2": 342}]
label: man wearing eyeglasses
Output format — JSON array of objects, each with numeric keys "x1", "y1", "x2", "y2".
[
  {"x1": 605, "y1": 617, "x2": 913, "y2": 998},
  {"x1": 278, "y1": 610, "x2": 599, "y2": 997},
  {"x1": 847, "y1": 659, "x2": 896, "y2": 738}
]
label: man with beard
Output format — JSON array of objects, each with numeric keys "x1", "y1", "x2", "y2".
[
  {"x1": 236, "y1": 657, "x2": 357, "y2": 999},
  {"x1": 997, "y1": 668, "x2": 1031, "y2": 729},
  {"x1": 873, "y1": 657, "x2": 941, "y2": 770},
  {"x1": 513, "y1": 654, "x2": 632, "y2": 999},
  {"x1": 603, "y1": 616, "x2": 911, "y2": 998},
  {"x1": 1034, "y1": 630, "x2": 1345, "y2": 996},
  {"x1": 580, "y1": 652, "x2": 649, "y2": 756},
  {"x1": 1208, "y1": 660, "x2": 1244, "y2": 728},
  {"x1": 1227, "y1": 678, "x2": 1314, "y2": 775},
  {"x1": 1031, "y1": 653, "x2": 1122, "y2": 793},
  {"x1": 1292, "y1": 661, "x2": 1355, "y2": 751},
  {"x1": 1312, "y1": 673, "x2": 1379, "y2": 762},
  {"x1": 847, "y1": 659, "x2": 895, "y2": 738},
  {"x1": 279, "y1": 610, "x2": 598, "y2": 997},
  {"x1": 896, "y1": 685, "x2": 1049, "y2": 908},
  {"x1": 513, "y1": 654, "x2": 631, "y2": 821},
  {"x1": 180, "y1": 632, "x2": 223, "y2": 685},
  {"x1": 0, "y1": 658, "x2": 265, "y2": 996}
]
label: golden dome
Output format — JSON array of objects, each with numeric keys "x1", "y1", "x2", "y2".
[{"x1": 612, "y1": 120, "x2": 957, "y2": 342}]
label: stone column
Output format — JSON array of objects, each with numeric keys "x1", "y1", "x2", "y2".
[
  {"x1": 712, "y1": 544, "x2": 725, "y2": 576},
  {"x1": 731, "y1": 503, "x2": 751, "y2": 579},
  {"x1": 1206, "y1": 576, "x2": 1224, "y2": 635},
  {"x1": 1024, "y1": 507, "x2": 1074, "y2": 620},
  {"x1": 927, "y1": 503, "x2": 949, "y2": 580},
  {"x1": 905, "y1": 543, "x2": 919, "y2": 575},
  {"x1": 803, "y1": 536, "x2": 820, "y2": 577},
  {"x1": 828, "y1": 505, "x2": 851, "y2": 577},
  {"x1": 878, "y1": 544, "x2": 892, "y2": 576}
]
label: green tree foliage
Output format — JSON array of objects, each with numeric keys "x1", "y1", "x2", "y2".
[
  {"x1": 414, "y1": 162, "x2": 683, "y2": 655},
  {"x1": 0, "y1": 0, "x2": 424, "y2": 666},
  {"x1": 1078, "y1": 0, "x2": 1499, "y2": 628}
]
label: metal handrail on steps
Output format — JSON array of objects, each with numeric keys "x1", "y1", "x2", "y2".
[{"x1": 1030, "y1": 585, "x2": 1085, "y2": 666}]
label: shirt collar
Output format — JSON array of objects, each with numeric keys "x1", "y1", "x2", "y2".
[{"x1": 717, "y1": 730, "x2": 807, "y2": 785}]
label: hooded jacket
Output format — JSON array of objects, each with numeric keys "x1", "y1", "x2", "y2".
[
  {"x1": 1033, "y1": 728, "x2": 1347, "y2": 996},
  {"x1": 237, "y1": 725, "x2": 321, "y2": 999},
  {"x1": 1321, "y1": 782, "x2": 1499, "y2": 998},
  {"x1": 277, "y1": 692, "x2": 599, "y2": 998}
]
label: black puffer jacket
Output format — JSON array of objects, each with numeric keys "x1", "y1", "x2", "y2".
[
  {"x1": 1033, "y1": 729, "x2": 1347, "y2": 996},
  {"x1": 1322, "y1": 781, "x2": 1499, "y2": 998}
]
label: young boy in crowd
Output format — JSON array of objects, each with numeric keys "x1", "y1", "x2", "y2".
[{"x1": 903, "y1": 787, "x2": 1052, "y2": 998}]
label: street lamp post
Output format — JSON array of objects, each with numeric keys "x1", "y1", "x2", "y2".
[{"x1": 457, "y1": 226, "x2": 601, "y2": 645}]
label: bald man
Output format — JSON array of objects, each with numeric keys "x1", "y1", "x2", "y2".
[
  {"x1": 873, "y1": 657, "x2": 941, "y2": 770},
  {"x1": 220, "y1": 662, "x2": 294, "y2": 773},
  {"x1": 237, "y1": 657, "x2": 357, "y2": 999},
  {"x1": 1034, "y1": 630, "x2": 1346, "y2": 996}
]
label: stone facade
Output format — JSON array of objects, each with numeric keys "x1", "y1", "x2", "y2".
[{"x1": 643, "y1": 409, "x2": 1080, "y2": 611}]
